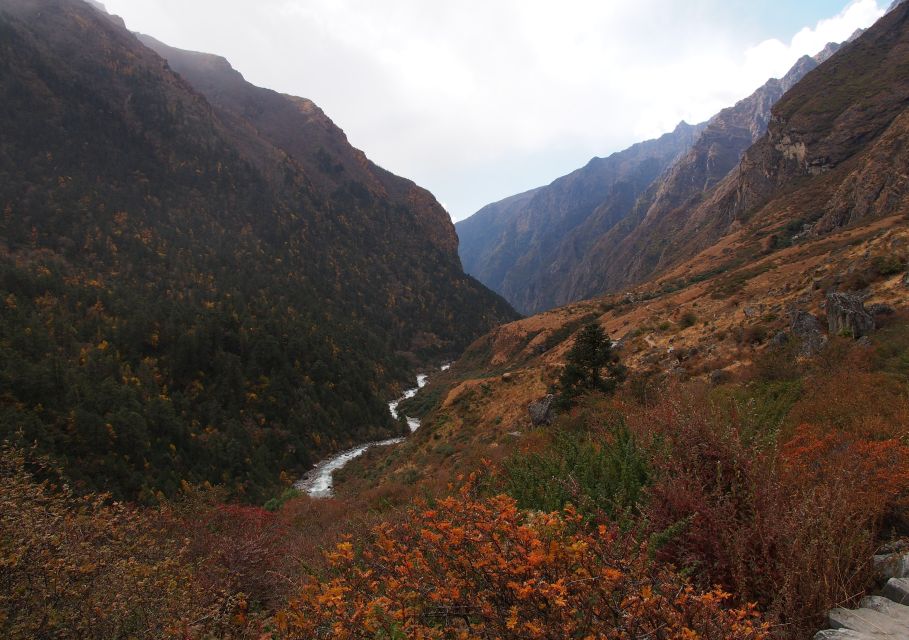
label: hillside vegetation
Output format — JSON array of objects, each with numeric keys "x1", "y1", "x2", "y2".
[{"x1": 0, "y1": 0, "x2": 515, "y2": 502}]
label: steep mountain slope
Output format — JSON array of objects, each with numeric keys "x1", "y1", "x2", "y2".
[
  {"x1": 457, "y1": 122, "x2": 706, "y2": 314},
  {"x1": 458, "y1": 44, "x2": 843, "y2": 315},
  {"x1": 0, "y1": 0, "x2": 515, "y2": 501},
  {"x1": 136, "y1": 34, "x2": 462, "y2": 260},
  {"x1": 603, "y1": 2, "x2": 909, "y2": 291}
]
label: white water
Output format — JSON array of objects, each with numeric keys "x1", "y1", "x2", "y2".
[{"x1": 295, "y1": 371, "x2": 431, "y2": 498}]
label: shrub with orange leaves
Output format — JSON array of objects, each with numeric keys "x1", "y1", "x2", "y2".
[
  {"x1": 637, "y1": 392, "x2": 909, "y2": 639},
  {"x1": 275, "y1": 485, "x2": 768, "y2": 639},
  {"x1": 0, "y1": 445, "x2": 212, "y2": 639}
]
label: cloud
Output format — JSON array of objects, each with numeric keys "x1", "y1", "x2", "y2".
[
  {"x1": 102, "y1": 0, "x2": 886, "y2": 221},
  {"x1": 742, "y1": 1, "x2": 884, "y2": 88}
]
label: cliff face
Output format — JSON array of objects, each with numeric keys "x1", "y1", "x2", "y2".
[
  {"x1": 0, "y1": 0, "x2": 515, "y2": 500},
  {"x1": 605, "y1": 3, "x2": 909, "y2": 288},
  {"x1": 456, "y1": 42, "x2": 844, "y2": 315},
  {"x1": 457, "y1": 122, "x2": 706, "y2": 314}
]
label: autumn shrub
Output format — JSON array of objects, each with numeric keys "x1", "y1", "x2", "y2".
[
  {"x1": 740, "y1": 324, "x2": 769, "y2": 346},
  {"x1": 679, "y1": 311, "x2": 699, "y2": 329},
  {"x1": 275, "y1": 486, "x2": 768, "y2": 639},
  {"x1": 872, "y1": 253, "x2": 905, "y2": 277},
  {"x1": 872, "y1": 310, "x2": 909, "y2": 380},
  {"x1": 0, "y1": 445, "x2": 242, "y2": 639},
  {"x1": 502, "y1": 422, "x2": 648, "y2": 521},
  {"x1": 711, "y1": 379, "x2": 803, "y2": 444},
  {"x1": 748, "y1": 340, "x2": 802, "y2": 383},
  {"x1": 787, "y1": 339, "x2": 909, "y2": 440},
  {"x1": 633, "y1": 393, "x2": 909, "y2": 638},
  {"x1": 178, "y1": 497, "x2": 304, "y2": 613}
]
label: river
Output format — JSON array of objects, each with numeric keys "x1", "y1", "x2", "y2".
[{"x1": 295, "y1": 370, "x2": 434, "y2": 498}]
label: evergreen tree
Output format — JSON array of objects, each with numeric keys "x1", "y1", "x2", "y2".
[{"x1": 557, "y1": 323, "x2": 625, "y2": 406}]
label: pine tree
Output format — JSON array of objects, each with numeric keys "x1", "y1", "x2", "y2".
[{"x1": 557, "y1": 323, "x2": 625, "y2": 406}]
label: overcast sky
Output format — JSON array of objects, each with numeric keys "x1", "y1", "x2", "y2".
[{"x1": 101, "y1": 0, "x2": 886, "y2": 222}]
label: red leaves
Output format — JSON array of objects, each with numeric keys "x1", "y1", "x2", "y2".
[
  {"x1": 637, "y1": 392, "x2": 909, "y2": 639},
  {"x1": 277, "y1": 490, "x2": 767, "y2": 639}
]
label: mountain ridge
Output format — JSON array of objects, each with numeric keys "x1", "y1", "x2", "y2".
[
  {"x1": 457, "y1": 120, "x2": 706, "y2": 314},
  {"x1": 457, "y1": 39, "x2": 846, "y2": 314}
]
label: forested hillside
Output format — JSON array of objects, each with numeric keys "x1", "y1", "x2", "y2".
[{"x1": 0, "y1": 0, "x2": 515, "y2": 502}]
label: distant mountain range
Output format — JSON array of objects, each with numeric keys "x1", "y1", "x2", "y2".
[
  {"x1": 456, "y1": 33, "x2": 854, "y2": 314},
  {"x1": 0, "y1": 0, "x2": 515, "y2": 500}
]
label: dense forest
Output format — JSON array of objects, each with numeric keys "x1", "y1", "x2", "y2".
[{"x1": 0, "y1": 0, "x2": 515, "y2": 501}]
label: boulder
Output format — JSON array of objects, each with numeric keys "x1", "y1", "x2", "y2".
[
  {"x1": 527, "y1": 394, "x2": 555, "y2": 427},
  {"x1": 790, "y1": 310, "x2": 827, "y2": 356},
  {"x1": 826, "y1": 292, "x2": 875, "y2": 338}
]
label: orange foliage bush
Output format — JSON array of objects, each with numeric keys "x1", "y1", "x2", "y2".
[
  {"x1": 0, "y1": 446, "x2": 225, "y2": 639},
  {"x1": 276, "y1": 486, "x2": 768, "y2": 639},
  {"x1": 636, "y1": 394, "x2": 909, "y2": 638}
]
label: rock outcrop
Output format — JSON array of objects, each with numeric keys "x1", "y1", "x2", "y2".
[
  {"x1": 528, "y1": 395, "x2": 555, "y2": 427},
  {"x1": 827, "y1": 293, "x2": 875, "y2": 338},
  {"x1": 791, "y1": 310, "x2": 828, "y2": 356},
  {"x1": 815, "y1": 549, "x2": 909, "y2": 638}
]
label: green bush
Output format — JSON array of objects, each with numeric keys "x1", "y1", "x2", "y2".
[
  {"x1": 501, "y1": 423, "x2": 649, "y2": 520},
  {"x1": 679, "y1": 312, "x2": 698, "y2": 329}
]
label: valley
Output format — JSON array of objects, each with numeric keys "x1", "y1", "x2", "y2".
[
  {"x1": 296, "y1": 372, "x2": 429, "y2": 498},
  {"x1": 3, "y1": 1, "x2": 909, "y2": 639}
]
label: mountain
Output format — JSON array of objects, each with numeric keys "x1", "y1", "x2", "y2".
[
  {"x1": 457, "y1": 121, "x2": 706, "y2": 314},
  {"x1": 345, "y1": 1, "x2": 909, "y2": 509},
  {"x1": 0, "y1": 0, "x2": 516, "y2": 501},
  {"x1": 604, "y1": 1, "x2": 909, "y2": 289},
  {"x1": 584, "y1": 47, "x2": 841, "y2": 293},
  {"x1": 135, "y1": 34, "x2": 462, "y2": 259},
  {"x1": 457, "y1": 43, "x2": 841, "y2": 315}
]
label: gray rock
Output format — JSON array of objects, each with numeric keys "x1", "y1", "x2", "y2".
[
  {"x1": 827, "y1": 292, "x2": 875, "y2": 338},
  {"x1": 829, "y1": 605, "x2": 909, "y2": 636},
  {"x1": 883, "y1": 578, "x2": 909, "y2": 606},
  {"x1": 868, "y1": 303, "x2": 896, "y2": 317},
  {"x1": 813, "y1": 630, "x2": 877, "y2": 640},
  {"x1": 770, "y1": 331, "x2": 790, "y2": 348},
  {"x1": 875, "y1": 554, "x2": 909, "y2": 580},
  {"x1": 814, "y1": 629, "x2": 879, "y2": 640},
  {"x1": 860, "y1": 595, "x2": 909, "y2": 620},
  {"x1": 502, "y1": 372, "x2": 514, "y2": 383},
  {"x1": 527, "y1": 394, "x2": 555, "y2": 426},
  {"x1": 790, "y1": 310, "x2": 828, "y2": 356}
]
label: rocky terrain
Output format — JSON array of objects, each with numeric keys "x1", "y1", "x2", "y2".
[
  {"x1": 457, "y1": 121, "x2": 705, "y2": 314},
  {"x1": 457, "y1": 36, "x2": 850, "y2": 315}
]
